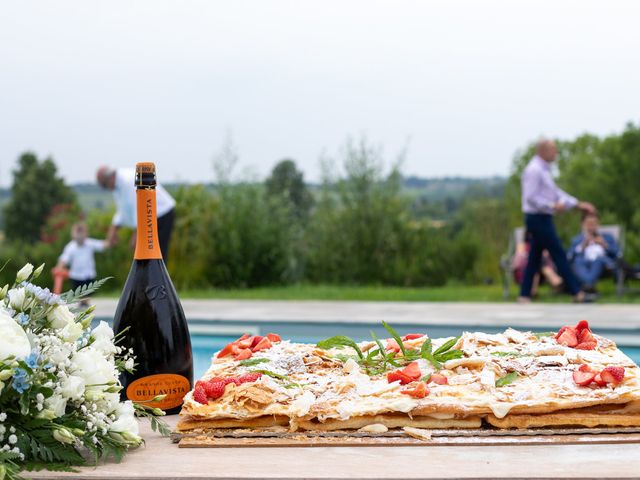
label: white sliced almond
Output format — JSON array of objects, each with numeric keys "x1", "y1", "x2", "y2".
[
  {"x1": 403, "y1": 426, "x2": 433, "y2": 441},
  {"x1": 358, "y1": 423, "x2": 388, "y2": 433}
]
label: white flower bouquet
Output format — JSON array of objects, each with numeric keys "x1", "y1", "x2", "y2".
[{"x1": 0, "y1": 264, "x2": 166, "y2": 480}]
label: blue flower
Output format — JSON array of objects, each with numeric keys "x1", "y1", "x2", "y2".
[
  {"x1": 16, "y1": 313, "x2": 30, "y2": 326},
  {"x1": 24, "y1": 352, "x2": 39, "y2": 369},
  {"x1": 11, "y1": 368, "x2": 30, "y2": 393},
  {"x1": 23, "y1": 282, "x2": 62, "y2": 306}
]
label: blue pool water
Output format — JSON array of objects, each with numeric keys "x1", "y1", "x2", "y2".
[{"x1": 190, "y1": 325, "x2": 640, "y2": 379}]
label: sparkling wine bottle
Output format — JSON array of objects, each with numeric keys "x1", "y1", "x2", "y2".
[{"x1": 113, "y1": 162, "x2": 193, "y2": 414}]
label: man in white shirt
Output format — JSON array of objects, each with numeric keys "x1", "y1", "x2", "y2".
[{"x1": 96, "y1": 166, "x2": 176, "y2": 261}]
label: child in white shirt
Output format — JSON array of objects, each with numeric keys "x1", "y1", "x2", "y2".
[{"x1": 57, "y1": 222, "x2": 108, "y2": 296}]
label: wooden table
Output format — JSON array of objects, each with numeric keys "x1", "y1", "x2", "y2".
[{"x1": 30, "y1": 416, "x2": 640, "y2": 479}]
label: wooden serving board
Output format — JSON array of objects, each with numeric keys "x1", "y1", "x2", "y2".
[{"x1": 175, "y1": 427, "x2": 640, "y2": 448}]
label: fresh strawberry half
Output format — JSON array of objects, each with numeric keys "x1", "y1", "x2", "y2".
[
  {"x1": 556, "y1": 320, "x2": 596, "y2": 350},
  {"x1": 387, "y1": 370, "x2": 414, "y2": 385},
  {"x1": 600, "y1": 366, "x2": 625, "y2": 385},
  {"x1": 192, "y1": 385, "x2": 208, "y2": 404},
  {"x1": 204, "y1": 380, "x2": 227, "y2": 399},
  {"x1": 252, "y1": 337, "x2": 273, "y2": 352},
  {"x1": 402, "y1": 333, "x2": 424, "y2": 341},
  {"x1": 235, "y1": 372, "x2": 263, "y2": 384},
  {"x1": 578, "y1": 328, "x2": 596, "y2": 344},
  {"x1": 573, "y1": 364, "x2": 597, "y2": 386},
  {"x1": 266, "y1": 333, "x2": 282, "y2": 343},
  {"x1": 575, "y1": 320, "x2": 590, "y2": 332},
  {"x1": 556, "y1": 328, "x2": 578, "y2": 348},
  {"x1": 401, "y1": 361, "x2": 422, "y2": 381},
  {"x1": 401, "y1": 382, "x2": 429, "y2": 399},
  {"x1": 235, "y1": 348, "x2": 253, "y2": 360},
  {"x1": 593, "y1": 373, "x2": 607, "y2": 387},
  {"x1": 218, "y1": 332, "x2": 279, "y2": 360},
  {"x1": 429, "y1": 373, "x2": 449, "y2": 385},
  {"x1": 385, "y1": 339, "x2": 401, "y2": 353}
]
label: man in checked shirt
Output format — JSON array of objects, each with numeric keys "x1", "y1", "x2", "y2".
[{"x1": 518, "y1": 139, "x2": 597, "y2": 303}]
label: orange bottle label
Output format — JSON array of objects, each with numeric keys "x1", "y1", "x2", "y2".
[
  {"x1": 134, "y1": 188, "x2": 163, "y2": 260},
  {"x1": 126, "y1": 374, "x2": 190, "y2": 410}
]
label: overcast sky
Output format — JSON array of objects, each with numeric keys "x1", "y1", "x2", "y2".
[{"x1": 1, "y1": 0, "x2": 639, "y2": 186}]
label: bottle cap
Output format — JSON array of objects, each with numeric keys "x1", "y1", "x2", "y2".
[{"x1": 135, "y1": 162, "x2": 156, "y2": 187}]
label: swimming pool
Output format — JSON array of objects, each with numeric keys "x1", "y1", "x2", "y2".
[{"x1": 189, "y1": 321, "x2": 640, "y2": 379}]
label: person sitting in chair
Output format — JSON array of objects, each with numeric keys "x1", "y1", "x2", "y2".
[{"x1": 568, "y1": 213, "x2": 619, "y2": 292}]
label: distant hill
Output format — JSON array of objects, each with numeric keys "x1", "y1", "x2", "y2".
[
  {"x1": 0, "y1": 176, "x2": 506, "y2": 227},
  {"x1": 402, "y1": 175, "x2": 505, "y2": 201}
]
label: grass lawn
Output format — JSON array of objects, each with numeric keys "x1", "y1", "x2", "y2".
[{"x1": 99, "y1": 281, "x2": 640, "y2": 302}]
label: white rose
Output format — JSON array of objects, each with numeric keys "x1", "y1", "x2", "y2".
[
  {"x1": 0, "y1": 309, "x2": 31, "y2": 360},
  {"x1": 72, "y1": 347, "x2": 117, "y2": 386},
  {"x1": 110, "y1": 401, "x2": 139, "y2": 435},
  {"x1": 48, "y1": 305, "x2": 75, "y2": 329},
  {"x1": 60, "y1": 375, "x2": 85, "y2": 401},
  {"x1": 91, "y1": 321, "x2": 117, "y2": 355},
  {"x1": 104, "y1": 392, "x2": 122, "y2": 412},
  {"x1": 48, "y1": 345, "x2": 71, "y2": 366},
  {"x1": 44, "y1": 394, "x2": 67, "y2": 418},
  {"x1": 7, "y1": 288, "x2": 26, "y2": 311},
  {"x1": 60, "y1": 321, "x2": 84, "y2": 342},
  {"x1": 16, "y1": 263, "x2": 34, "y2": 282}
]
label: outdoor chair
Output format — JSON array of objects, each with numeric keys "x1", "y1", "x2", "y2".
[{"x1": 499, "y1": 225, "x2": 626, "y2": 298}]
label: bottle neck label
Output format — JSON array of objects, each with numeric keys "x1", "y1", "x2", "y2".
[{"x1": 134, "y1": 188, "x2": 163, "y2": 260}]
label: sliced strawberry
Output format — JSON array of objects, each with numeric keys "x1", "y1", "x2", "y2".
[
  {"x1": 266, "y1": 333, "x2": 282, "y2": 343},
  {"x1": 252, "y1": 337, "x2": 273, "y2": 352},
  {"x1": 387, "y1": 370, "x2": 414, "y2": 385},
  {"x1": 578, "y1": 364, "x2": 597, "y2": 373},
  {"x1": 235, "y1": 372, "x2": 263, "y2": 384},
  {"x1": 555, "y1": 326, "x2": 574, "y2": 340},
  {"x1": 578, "y1": 328, "x2": 596, "y2": 344},
  {"x1": 217, "y1": 343, "x2": 235, "y2": 358},
  {"x1": 594, "y1": 373, "x2": 607, "y2": 387},
  {"x1": 575, "y1": 341, "x2": 597, "y2": 350},
  {"x1": 237, "y1": 337, "x2": 255, "y2": 349},
  {"x1": 401, "y1": 361, "x2": 422, "y2": 381},
  {"x1": 203, "y1": 380, "x2": 227, "y2": 399},
  {"x1": 401, "y1": 382, "x2": 430, "y2": 399},
  {"x1": 235, "y1": 348, "x2": 253, "y2": 360},
  {"x1": 249, "y1": 336, "x2": 264, "y2": 348},
  {"x1": 600, "y1": 366, "x2": 625, "y2": 385},
  {"x1": 573, "y1": 365, "x2": 596, "y2": 386},
  {"x1": 575, "y1": 320, "x2": 590, "y2": 332},
  {"x1": 402, "y1": 334, "x2": 424, "y2": 341},
  {"x1": 429, "y1": 373, "x2": 449, "y2": 385},
  {"x1": 556, "y1": 328, "x2": 579, "y2": 347},
  {"x1": 192, "y1": 385, "x2": 208, "y2": 404},
  {"x1": 386, "y1": 339, "x2": 401, "y2": 353}
]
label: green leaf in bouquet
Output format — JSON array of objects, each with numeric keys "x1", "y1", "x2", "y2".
[{"x1": 60, "y1": 277, "x2": 111, "y2": 304}]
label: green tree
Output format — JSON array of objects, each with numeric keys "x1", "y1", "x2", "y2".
[
  {"x1": 4, "y1": 152, "x2": 77, "y2": 243},
  {"x1": 265, "y1": 159, "x2": 313, "y2": 220}
]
